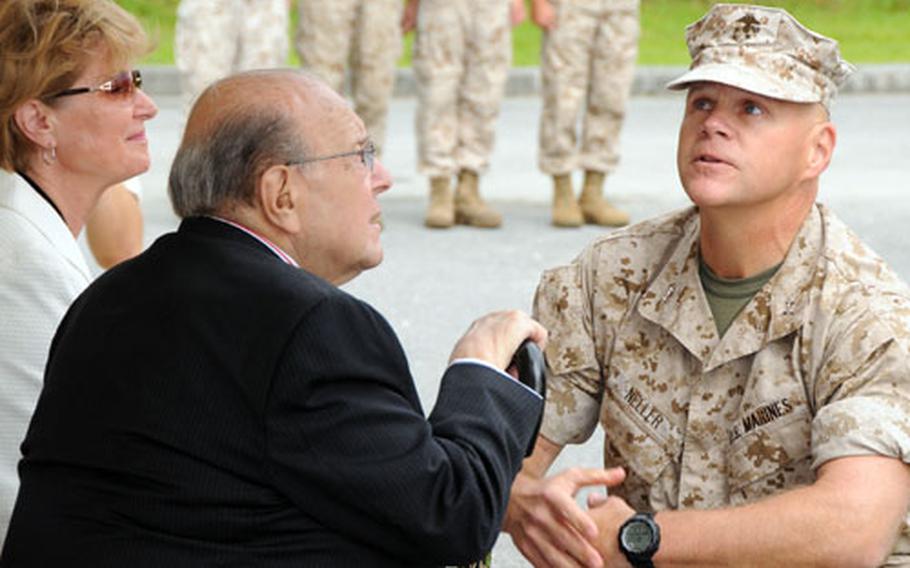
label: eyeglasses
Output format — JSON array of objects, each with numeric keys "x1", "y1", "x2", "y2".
[
  {"x1": 50, "y1": 70, "x2": 143, "y2": 99},
  {"x1": 287, "y1": 140, "x2": 376, "y2": 173}
]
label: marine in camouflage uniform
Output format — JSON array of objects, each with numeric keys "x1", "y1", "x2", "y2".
[
  {"x1": 536, "y1": 206, "x2": 910, "y2": 563},
  {"x1": 411, "y1": 0, "x2": 523, "y2": 229},
  {"x1": 534, "y1": 0, "x2": 639, "y2": 228},
  {"x1": 503, "y1": 5, "x2": 910, "y2": 567},
  {"x1": 295, "y1": 0, "x2": 402, "y2": 156},
  {"x1": 175, "y1": 0, "x2": 288, "y2": 109}
]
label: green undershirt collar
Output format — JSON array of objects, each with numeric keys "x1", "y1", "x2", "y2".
[{"x1": 700, "y1": 258, "x2": 782, "y2": 337}]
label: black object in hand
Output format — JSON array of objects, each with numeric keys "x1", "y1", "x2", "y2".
[{"x1": 512, "y1": 340, "x2": 546, "y2": 399}]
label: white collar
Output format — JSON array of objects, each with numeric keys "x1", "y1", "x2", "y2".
[
  {"x1": 207, "y1": 215, "x2": 299, "y2": 267},
  {"x1": 0, "y1": 171, "x2": 91, "y2": 281}
]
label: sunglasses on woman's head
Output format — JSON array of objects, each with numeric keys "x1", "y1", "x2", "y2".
[{"x1": 51, "y1": 70, "x2": 143, "y2": 99}]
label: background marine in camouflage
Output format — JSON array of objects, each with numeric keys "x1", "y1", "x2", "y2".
[
  {"x1": 503, "y1": 4, "x2": 910, "y2": 567},
  {"x1": 295, "y1": 0, "x2": 404, "y2": 157},
  {"x1": 410, "y1": 0, "x2": 526, "y2": 229},
  {"x1": 175, "y1": 0, "x2": 289, "y2": 110},
  {"x1": 533, "y1": 0, "x2": 640, "y2": 228}
]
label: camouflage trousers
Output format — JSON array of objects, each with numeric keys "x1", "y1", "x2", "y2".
[
  {"x1": 538, "y1": 0, "x2": 640, "y2": 175},
  {"x1": 414, "y1": 0, "x2": 513, "y2": 177},
  {"x1": 175, "y1": 0, "x2": 289, "y2": 110},
  {"x1": 296, "y1": 0, "x2": 403, "y2": 156}
]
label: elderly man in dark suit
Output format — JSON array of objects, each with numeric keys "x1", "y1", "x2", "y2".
[{"x1": 1, "y1": 70, "x2": 547, "y2": 567}]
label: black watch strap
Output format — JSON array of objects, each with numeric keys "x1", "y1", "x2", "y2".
[{"x1": 626, "y1": 554, "x2": 655, "y2": 568}]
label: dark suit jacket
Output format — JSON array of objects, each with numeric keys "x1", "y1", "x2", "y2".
[{"x1": 1, "y1": 217, "x2": 542, "y2": 567}]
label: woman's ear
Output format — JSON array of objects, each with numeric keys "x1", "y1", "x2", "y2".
[
  {"x1": 258, "y1": 164, "x2": 302, "y2": 234},
  {"x1": 14, "y1": 100, "x2": 56, "y2": 149}
]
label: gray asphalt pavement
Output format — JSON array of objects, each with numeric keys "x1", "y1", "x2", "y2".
[{"x1": 91, "y1": 91, "x2": 910, "y2": 566}]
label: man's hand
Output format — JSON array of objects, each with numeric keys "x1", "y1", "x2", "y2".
[
  {"x1": 449, "y1": 310, "x2": 546, "y2": 371},
  {"x1": 401, "y1": 0, "x2": 419, "y2": 33},
  {"x1": 531, "y1": 0, "x2": 556, "y2": 30},
  {"x1": 510, "y1": 0, "x2": 527, "y2": 27},
  {"x1": 504, "y1": 466, "x2": 626, "y2": 567},
  {"x1": 586, "y1": 492, "x2": 636, "y2": 566}
]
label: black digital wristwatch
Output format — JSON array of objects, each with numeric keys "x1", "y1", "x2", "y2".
[{"x1": 618, "y1": 512, "x2": 660, "y2": 568}]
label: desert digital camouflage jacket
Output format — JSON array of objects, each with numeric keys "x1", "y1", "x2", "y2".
[{"x1": 535, "y1": 204, "x2": 910, "y2": 564}]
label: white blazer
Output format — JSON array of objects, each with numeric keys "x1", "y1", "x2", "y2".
[{"x1": 0, "y1": 172, "x2": 91, "y2": 545}]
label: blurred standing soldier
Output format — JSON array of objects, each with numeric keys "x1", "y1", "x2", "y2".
[
  {"x1": 410, "y1": 0, "x2": 526, "y2": 229},
  {"x1": 295, "y1": 0, "x2": 403, "y2": 158},
  {"x1": 533, "y1": 0, "x2": 639, "y2": 228},
  {"x1": 175, "y1": 0, "x2": 289, "y2": 109}
]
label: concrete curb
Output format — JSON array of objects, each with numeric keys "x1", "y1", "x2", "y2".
[{"x1": 143, "y1": 63, "x2": 910, "y2": 98}]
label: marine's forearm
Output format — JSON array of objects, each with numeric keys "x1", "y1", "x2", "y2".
[{"x1": 648, "y1": 456, "x2": 909, "y2": 567}]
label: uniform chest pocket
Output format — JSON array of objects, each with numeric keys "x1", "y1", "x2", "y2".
[
  {"x1": 601, "y1": 385, "x2": 679, "y2": 485},
  {"x1": 601, "y1": 386, "x2": 682, "y2": 510},
  {"x1": 726, "y1": 407, "x2": 815, "y2": 505}
]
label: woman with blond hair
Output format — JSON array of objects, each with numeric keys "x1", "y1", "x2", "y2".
[{"x1": 0, "y1": 0, "x2": 158, "y2": 543}]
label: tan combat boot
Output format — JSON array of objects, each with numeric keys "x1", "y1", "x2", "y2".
[
  {"x1": 454, "y1": 169, "x2": 502, "y2": 228},
  {"x1": 551, "y1": 174, "x2": 583, "y2": 227},
  {"x1": 578, "y1": 170, "x2": 629, "y2": 227},
  {"x1": 424, "y1": 176, "x2": 455, "y2": 228}
]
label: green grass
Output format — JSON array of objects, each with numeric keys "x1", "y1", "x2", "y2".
[
  {"x1": 119, "y1": 0, "x2": 910, "y2": 66},
  {"x1": 117, "y1": 0, "x2": 178, "y2": 64},
  {"x1": 637, "y1": 0, "x2": 910, "y2": 64}
]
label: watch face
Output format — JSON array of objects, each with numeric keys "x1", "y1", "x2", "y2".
[{"x1": 621, "y1": 520, "x2": 653, "y2": 554}]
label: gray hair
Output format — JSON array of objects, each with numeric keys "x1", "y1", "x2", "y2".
[{"x1": 168, "y1": 97, "x2": 306, "y2": 218}]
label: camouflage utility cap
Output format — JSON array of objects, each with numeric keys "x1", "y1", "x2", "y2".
[{"x1": 666, "y1": 3, "x2": 855, "y2": 109}]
